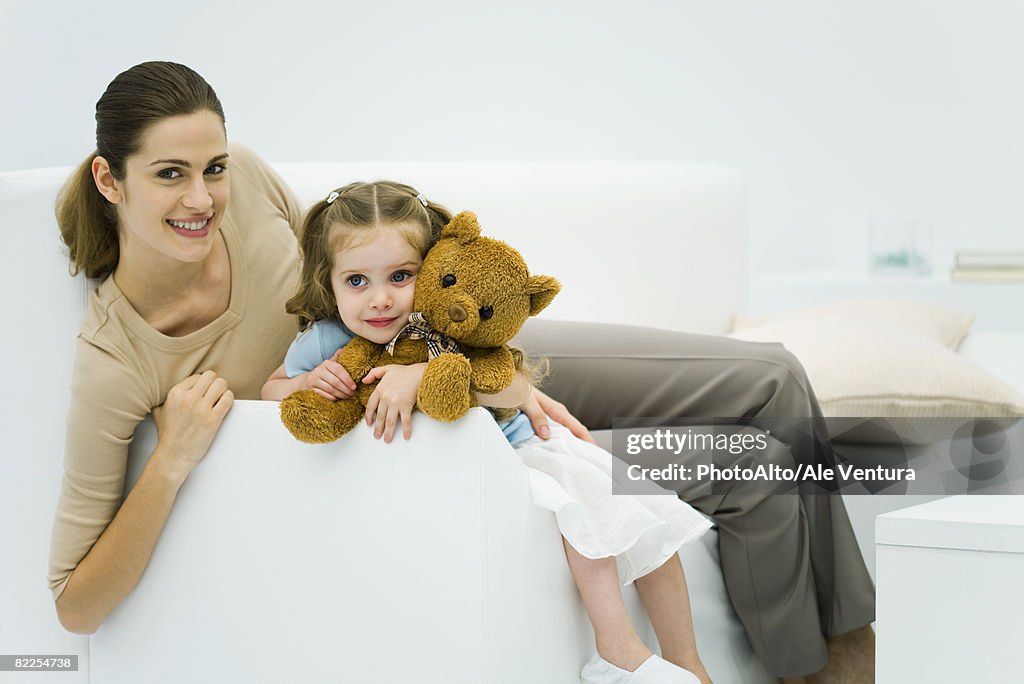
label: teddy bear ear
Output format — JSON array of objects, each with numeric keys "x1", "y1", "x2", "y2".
[
  {"x1": 440, "y1": 211, "x2": 482, "y2": 244},
  {"x1": 526, "y1": 275, "x2": 560, "y2": 315}
]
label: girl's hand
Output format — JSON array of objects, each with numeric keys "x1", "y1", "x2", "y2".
[
  {"x1": 302, "y1": 357, "x2": 357, "y2": 401},
  {"x1": 520, "y1": 387, "x2": 596, "y2": 444},
  {"x1": 152, "y1": 370, "x2": 234, "y2": 479},
  {"x1": 363, "y1": 363, "x2": 427, "y2": 442}
]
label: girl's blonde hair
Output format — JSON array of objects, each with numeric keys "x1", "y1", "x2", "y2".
[{"x1": 286, "y1": 181, "x2": 452, "y2": 329}]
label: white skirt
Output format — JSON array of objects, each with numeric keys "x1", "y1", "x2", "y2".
[{"x1": 514, "y1": 422, "x2": 712, "y2": 586}]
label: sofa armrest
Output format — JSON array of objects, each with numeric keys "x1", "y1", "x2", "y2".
[
  {"x1": 90, "y1": 402, "x2": 772, "y2": 683},
  {"x1": 94, "y1": 404, "x2": 519, "y2": 680}
]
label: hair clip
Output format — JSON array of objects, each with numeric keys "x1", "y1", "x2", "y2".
[
  {"x1": 326, "y1": 190, "x2": 340, "y2": 205},
  {"x1": 416, "y1": 193, "x2": 428, "y2": 207}
]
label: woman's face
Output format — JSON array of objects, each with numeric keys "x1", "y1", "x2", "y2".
[{"x1": 111, "y1": 110, "x2": 230, "y2": 267}]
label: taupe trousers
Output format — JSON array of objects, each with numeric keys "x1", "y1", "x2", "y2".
[{"x1": 514, "y1": 319, "x2": 876, "y2": 678}]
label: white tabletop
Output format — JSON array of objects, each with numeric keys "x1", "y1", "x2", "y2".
[{"x1": 876, "y1": 495, "x2": 1024, "y2": 553}]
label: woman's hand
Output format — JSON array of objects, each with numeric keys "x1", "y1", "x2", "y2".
[
  {"x1": 520, "y1": 387, "x2": 596, "y2": 444},
  {"x1": 302, "y1": 357, "x2": 357, "y2": 401},
  {"x1": 362, "y1": 363, "x2": 427, "y2": 442},
  {"x1": 151, "y1": 370, "x2": 234, "y2": 480}
]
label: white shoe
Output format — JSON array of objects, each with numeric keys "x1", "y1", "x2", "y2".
[
  {"x1": 631, "y1": 655, "x2": 701, "y2": 683},
  {"x1": 581, "y1": 652, "x2": 700, "y2": 684}
]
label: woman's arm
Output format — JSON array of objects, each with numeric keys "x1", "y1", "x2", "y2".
[
  {"x1": 54, "y1": 371, "x2": 233, "y2": 633},
  {"x1": 518, "y1": 386, "x2": 596, "y2": 444},
  {"x1": 55, "y1": 443, "x2": 187, "y2": 633},
  {"x1": 475, "y1": 371, "x2": 533, "y2": 408}
]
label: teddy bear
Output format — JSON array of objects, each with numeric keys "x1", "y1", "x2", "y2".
[{"x1": 279, "y1": 210, "x2": 560, "y2": 444}]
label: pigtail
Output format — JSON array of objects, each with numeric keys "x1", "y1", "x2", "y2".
[
  {"x1": 56, "y1": 154, "x2": 120, "y2": 280},
  {"x1": 286, "y1": 197, "x2": 339, "y2": 329},
  {"x1": 422, "y1": 199, "x2": 452, "y2": 247}
]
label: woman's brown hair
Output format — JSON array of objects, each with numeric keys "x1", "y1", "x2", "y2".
[{"x1": 56, "y1": 62, "x2": 225, "y2": 279}]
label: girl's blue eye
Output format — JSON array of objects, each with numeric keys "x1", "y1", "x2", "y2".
[
  {"x1": 346, "y1": 275, "x2": 366, "y2": 287},
  {"x1": 157, "y1": 168, "x2": 181, "y2": 180},
  {"x1": 205, "y1": 164, "x2": 227, "y2": 175},
  {"x1": 391, "y1": 271, "x2": 412, "y2": 283}
]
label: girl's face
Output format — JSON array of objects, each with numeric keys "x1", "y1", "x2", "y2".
[
  {"x1": 109, "y1": 110, "x2": 230, "y2": 268},
  {"x1": 330, "y1": 226, "x2": 422, "y2": 344}
]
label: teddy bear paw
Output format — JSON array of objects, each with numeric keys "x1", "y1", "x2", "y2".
[
  {"x1": 280, "y1": 390, "x2": 364, "y2": 443},
  {"x1": 418, "y1": 353, "x2": 474, "y2": 422}
]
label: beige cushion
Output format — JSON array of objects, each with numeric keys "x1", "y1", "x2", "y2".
[{"x1": 729, "y1": 299, "x2": 1024, "y2": 444}]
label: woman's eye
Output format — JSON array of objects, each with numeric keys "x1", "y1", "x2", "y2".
[
  {"x1": 157, "y1": 168, "x2": 181, "y2": 180},
  {"x1": 205, "y1": 163, "x2": 227, "y2": 175},
  {"x1": 479, "y1": 306, "x2": 494, "y2": 320},
  {"x1": 442, "y1": 274, "x2": 457, "y2": 288},
  {"x1": 346, "y1": 275, "x2": 366, "y2": 287}
]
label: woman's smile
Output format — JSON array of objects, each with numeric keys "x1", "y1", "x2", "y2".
[{"x1": 166, "y1": 215, "x2": 213, "y2": 237}]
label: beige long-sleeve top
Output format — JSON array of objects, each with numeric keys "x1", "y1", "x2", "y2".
[{"x1": 48, "y1": 144, "x2": 303, "y2": 600}]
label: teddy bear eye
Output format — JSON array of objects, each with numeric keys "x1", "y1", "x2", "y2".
[
  {"x1": 479, "y1": 306, "x2": 494, "y2": 320},
  {"x1": 442, "y1": 274, "x2": 457, "y2": 288}
]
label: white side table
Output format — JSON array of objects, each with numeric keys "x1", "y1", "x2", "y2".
[{"x1": 876, "y1": 496, "x2": 1024, "y2": 683}]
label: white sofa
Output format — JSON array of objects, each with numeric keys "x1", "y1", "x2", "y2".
[{"x1": 1, "y1": 161, "x2": 781, "y2": 683}]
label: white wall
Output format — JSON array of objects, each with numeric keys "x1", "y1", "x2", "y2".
[{"x1": 2, "y1": 0, "x2": 1022, "y2": 275}]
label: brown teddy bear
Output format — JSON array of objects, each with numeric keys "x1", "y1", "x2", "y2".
[{"x1": 280, "y1": 211, "x2": 560, "y2": 444}]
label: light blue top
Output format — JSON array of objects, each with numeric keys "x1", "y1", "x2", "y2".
[
  {"x1": 497, "y1": 410, "x2": 536, "y2": 446},
  {"x1": 284, "y1": 319, "x2": 357, "y2": 379},
  {"x1": 284, "y1": 319, "x2": 535, "y2": 445}
]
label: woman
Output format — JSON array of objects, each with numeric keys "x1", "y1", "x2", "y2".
[
  {"x1": 52, "y1": 61, "x2": 874, "y2": 682},
  {"x1": 50, "y1": 62, "x2": 300, "y2": 634}
]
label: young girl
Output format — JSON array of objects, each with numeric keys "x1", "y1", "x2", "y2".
[{"x1": 262, "y1": 181, "x2": 714, "y2": 684}]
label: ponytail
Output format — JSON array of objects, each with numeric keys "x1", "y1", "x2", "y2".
[{"x1": 56, "y1": 155, "x2": 120, "y2": 279}]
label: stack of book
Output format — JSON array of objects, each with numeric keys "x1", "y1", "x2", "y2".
[{"x1": 951, "y1": 250, "x2": 1024, "y2": 282}]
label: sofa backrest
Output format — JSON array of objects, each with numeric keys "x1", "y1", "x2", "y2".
[{"x1": 273, "y1": 161, "x2": 747, "y2": 334}]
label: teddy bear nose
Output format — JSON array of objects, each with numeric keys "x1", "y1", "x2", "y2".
[{"x1": 448, "y1": 303, "x2": 468, "y2": 322}]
